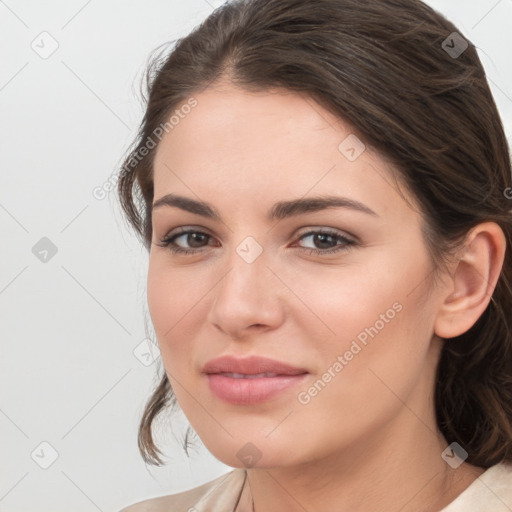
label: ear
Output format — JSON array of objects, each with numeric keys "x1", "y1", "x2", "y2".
[{"x1": 434, "y1": 222, "x2": 506, "y2": 339}]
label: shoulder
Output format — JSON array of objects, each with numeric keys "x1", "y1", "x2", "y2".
[
  {"x1": 119, "y1": 468, "x2": 248, "y2": 512},
  {"x1": 441, "y1": 462, "x2": 512, "y2": 511}
]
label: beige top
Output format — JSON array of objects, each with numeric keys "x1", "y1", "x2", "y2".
[{"x1": 119, "y1": 462, "x2": 512, "y2": 511}]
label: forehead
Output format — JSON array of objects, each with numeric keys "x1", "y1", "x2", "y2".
[
  {"x1": 152, "y1": 83, "x2": 416, "y2": 221},
  {"x1": 156, "y1": 83, "x2": 346, "y2": 160}
]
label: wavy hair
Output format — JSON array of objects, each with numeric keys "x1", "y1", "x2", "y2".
[{"x1": 117, "y1": 0, "x2": 512, "y2": 467}]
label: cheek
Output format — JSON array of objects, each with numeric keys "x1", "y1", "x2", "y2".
[
  {"x1": 292, "y1": 255, "x2": 435, "y2": 432},
  {"x1": 146, "y1": 259, "x2": 199, "y2": 363},
  {"x1": 290, "y1": 243, "x2": 432, "y2": 369},
  {"x1": 285, "y1": 258, "x2": 407, "y2": 349}
]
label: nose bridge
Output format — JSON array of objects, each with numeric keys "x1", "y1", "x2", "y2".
[
  {"x1": 220, "y1": 235, "x2": 272, "y2": 301},
  {"x1": 207, "y1": 233, "x2": 283, "y2": 334}
]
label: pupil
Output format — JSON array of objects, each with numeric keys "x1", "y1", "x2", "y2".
[
  {"x1": 315, "y1": 233, "x2": 335, "y2": 249},
  {"x1": 189, "y1": 233, "x2": 207, "y2": 248}
]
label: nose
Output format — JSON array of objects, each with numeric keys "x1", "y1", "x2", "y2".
[{"x1": 206, "y1": 246, "x2": 286, "y2": 340}]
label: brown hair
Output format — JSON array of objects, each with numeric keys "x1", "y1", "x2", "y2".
[{"x1": 117, "y1": 0, "x2": 512, "y2": 467}]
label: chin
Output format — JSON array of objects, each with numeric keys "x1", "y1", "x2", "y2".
[{"x1": 201, "y1": 434, "x2": 304, "y2": 470}]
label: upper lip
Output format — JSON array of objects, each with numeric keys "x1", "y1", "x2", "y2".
[{"x1": 202, "y1": 355, "x2": 308, "y2": 376}]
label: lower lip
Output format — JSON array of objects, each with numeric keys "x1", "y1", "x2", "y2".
[{"x1": 206, "y1": 373, "x2": 308, "y2": 405}]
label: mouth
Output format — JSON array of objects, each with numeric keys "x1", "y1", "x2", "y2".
[
  {"x1": 216, "y1": 372, "x2": 290, "y2": 379},
  {"x1": 202, "y1": 355, "x2": 309, "y2": 405}
]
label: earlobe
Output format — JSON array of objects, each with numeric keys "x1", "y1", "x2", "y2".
[{"x1": 434, "y1": 222, "x2": 506, "y2": 339}]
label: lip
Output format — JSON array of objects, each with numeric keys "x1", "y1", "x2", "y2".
[
  {"x1": 202, "y1": 355, "x2": 308, "y2": 376},
  {"x1": 202, "y1": 355, "x2": 309, "y2": 405}
]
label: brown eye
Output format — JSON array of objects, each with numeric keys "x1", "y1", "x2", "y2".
[
  {"x1": 295, "y1": 229, "x2": 356, "y2": 255},
  {"x1": 178, "y1": 232, "x2": 209, "y2": 248},
  {"x1": 157, "y1": 229, "x2": 213, "y2": 254}
]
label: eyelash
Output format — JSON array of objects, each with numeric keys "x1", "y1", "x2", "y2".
[{"x1": 155, "y1": 227, "x2": 356, "y2": 256}]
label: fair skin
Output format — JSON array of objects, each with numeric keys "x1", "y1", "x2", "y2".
[{"x1": 147, "y1": 80, "x2": 506, "y2": 512}]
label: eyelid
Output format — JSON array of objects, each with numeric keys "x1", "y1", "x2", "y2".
[
  {"x1": 158, "y1": 225, "x2": 216, "y2": 246},
  {"x1": 295, "y1": 226, "x2": 357, "y2": 242},
  {"x1": 157, "y1": 224, "x2": 211, "y2": 239}
]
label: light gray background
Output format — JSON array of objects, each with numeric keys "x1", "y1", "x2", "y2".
[{"x1": 1, "y1": 1, "x2": 511, "y2": 510}]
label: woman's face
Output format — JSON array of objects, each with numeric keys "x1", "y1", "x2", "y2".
[{"x1": 148, "y1": 82, "x2": 447, "y2": 469}]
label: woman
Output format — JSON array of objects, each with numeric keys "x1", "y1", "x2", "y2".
[{"x1": 117, "y1": 0, "x2": 512, "y2": 510}]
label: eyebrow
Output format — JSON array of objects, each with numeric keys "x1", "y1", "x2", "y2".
[{"x1": 152, "y1": 193, "x2": 378, "y2": 221}]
